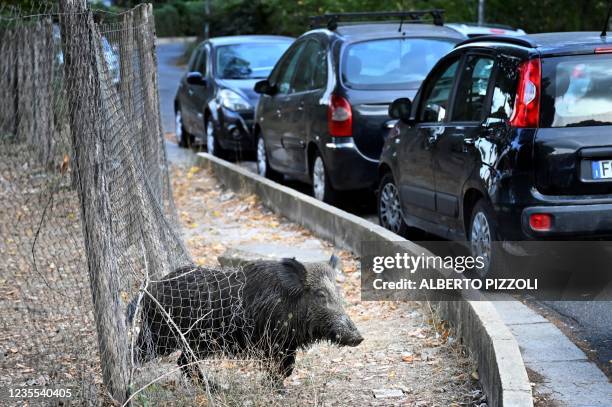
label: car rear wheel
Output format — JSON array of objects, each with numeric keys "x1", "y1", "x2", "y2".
[
  {"x1": 312, "y1": 153, "x2": 338, "y2": 204},
  {"x1": 206, "y1": 119, "x2": 225, "y2": 158},
  {"x1": 175, "y1": 109, "x2": 191, "y2": 148},
  {"x1": 469, "y1": 199, "x2": 508, "y2": 279},
  {"x1": 377, "y1": 172, "x2": 408, "y2": 236},
  {"x1": 256, "y1": 135, "x2": 279, "y2": 180}
]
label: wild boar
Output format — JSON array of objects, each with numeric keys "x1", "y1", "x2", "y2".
[{"x1": 128, "y1": 255, "x2": 363, "y2": 384}]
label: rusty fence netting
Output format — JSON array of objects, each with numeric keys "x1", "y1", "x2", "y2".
[
  {"x1": 0, "y1": 1, "x2": 220, "y2": 404},
  {"x1": 0, "y1": 1, "x2": 311, "y2": 404}
]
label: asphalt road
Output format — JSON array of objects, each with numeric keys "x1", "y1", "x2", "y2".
[
  {"x1": 157, "y1": 41, "x2": 188, "y2": 134},
  {"x1": 155, "y1": 40, "x2": 611, "y2": 374}
]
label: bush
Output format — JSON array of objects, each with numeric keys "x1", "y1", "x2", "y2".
[
  {"x1": 182, "y1": 1, "x2": 208, "y2": 36},
  {"x1": 153, "y1": 4, "x2": 182, "y2": 37},
  {"x1": 152, "y1": 1, "x2": 209, "y2": 37}
]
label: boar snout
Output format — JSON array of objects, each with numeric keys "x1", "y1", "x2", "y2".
[{"x1": 332, "y1": 315, "x2": 363, "y2": 347}]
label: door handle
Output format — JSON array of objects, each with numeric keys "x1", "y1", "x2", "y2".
[
  {"x1": 427, "y1": 134, "x2": 439, "y2": 144},
  {"x1": 297, "y1": 101, "x2": 305, "y2": 111},
  {"x1": 463, "y1": 138, "x2": 475, "y2": 146},
  {"x1": 188, "y1": 89, "x2": 193, "y2": 96}
]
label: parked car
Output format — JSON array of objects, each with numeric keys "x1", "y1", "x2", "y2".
[
  {"x1": 379, "y1": 33, "x2": 612, "y2": 276},
  {"x1": 253, "y1": 11, "x2": 464, "y2": 203},
  {"x1": 174, "y1": 35, "x2": 293, "y2": 154},
  {"x1": 446, "y1": 22, "x2": 526, "y2": 38}
]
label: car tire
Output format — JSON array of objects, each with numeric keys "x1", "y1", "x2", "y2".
[
  {"x1": 175, "y1": 108, "x2": 192, "y2": 148},
  {"x1": 205, "y1": 119, "x2": 225, "y2": 158},
  {"x1": 469, "y1": 199, "x2": 509, "y2": 280},
  {"x1": 377, "y1": 172, "x2": 409, "y2": 236},
  {"x1": 255, "y1": 134, "x2": 280, "y2": 180},
  {"x1": 311, "y1": 152, "x2": 339, "y2": 204}
]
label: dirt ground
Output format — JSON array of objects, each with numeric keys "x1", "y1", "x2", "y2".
[
  {"x1": 0, "y1": 143, "x2": 484, "y2": 406},
  {"x1": 0, "y1": 145, "x2": 102, "y2": 402},
  {"x1": 163, "y1": 164, "x2": 485, "y2": 406}
]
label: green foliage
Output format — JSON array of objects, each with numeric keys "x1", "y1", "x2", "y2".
[
  {"x1": 153, "y1": 3, "x2": 181, "y2": 37},
  {"x1": 4, "y1": 0, "x2": 607, "y2": 37},
  {"x1": 151, "y1": 1, "x2": 210, "y2": 37}
]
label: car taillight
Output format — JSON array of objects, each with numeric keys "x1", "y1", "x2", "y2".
[
  {"x1": 595, "y1": 47, "x2": 612, "y2": 54},
  {"x1": 529, "y1": 213, "x2": 552, "y2": 232},
  {"x1": 328, "y1": 94, "x2": 352, "y2": 137},
  {"x1": 509, "y1": 58, "x2": 541, "y2": 128}
]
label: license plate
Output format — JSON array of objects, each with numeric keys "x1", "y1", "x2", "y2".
[{"x1": 592, "y1": 159, "x2": 612, "y2": 179}]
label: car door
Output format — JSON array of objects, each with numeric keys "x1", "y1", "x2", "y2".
[
  {"x1": 189, "y1": 44, "x2": 213, "y2": 139},
  {"x1": 260, "y1": 41, "x2": 307, "y2": 169},
  {"x1": 179, "y1": 47, "x2": 203, "y2": 133},
  {"x1": 396, "y1": 56, "x2": 461, "y2": 224},
  {"x1": 282, "y1": 38, "x2": 328, "y2": 175},
  {"x1": 433, "y1": 53, "x2": 496, "y2": 235}
]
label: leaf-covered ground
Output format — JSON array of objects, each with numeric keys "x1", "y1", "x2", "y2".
[{"x1": 167, "y1": 164, "x2": 485, "y2": 406}]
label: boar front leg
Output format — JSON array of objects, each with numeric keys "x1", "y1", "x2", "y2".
[
  {"x1": 279, "y1": 351, "x2": 296, "y2": 378},
  {"x1": 267, "y1": 350, "x2": 296, "y2": 390},
  {"x1": 178, "y1": 351, "x2": 204, "y2": 383},
  {"x1": 177, "y1": 351, "x2": 221, "y2": 392}
]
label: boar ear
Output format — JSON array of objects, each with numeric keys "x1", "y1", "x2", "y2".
[{"x1": 278, "y1": 258, "x2": 307, "y2": 293}]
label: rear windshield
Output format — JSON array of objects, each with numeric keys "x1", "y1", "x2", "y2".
[
  {"x1": 215, "y1": 42, "x2": 291, "y2": 80},
  {"x1": 342, "y1": 38, "x2": 456, "y2": 90},
  {"x1": 541, "y1": 54, "x2": 612, "y2": 127}
]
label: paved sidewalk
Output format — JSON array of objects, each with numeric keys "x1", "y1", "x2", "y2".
[
  {"x1": 491, "y1": 294, "x2": 612, "y2": 406},
  {"x1": 169, "y1": 164, "x2": 485, "y2": 406}
]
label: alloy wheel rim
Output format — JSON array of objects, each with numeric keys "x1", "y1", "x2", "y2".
[
  {"x1": 175, "y1": 111, "x2": 183, "y2": 144},
  {"x1": 256, "y1": 138, "x2": 267, "y2": 176},
  {"x1": 206, "y1": 121, "x2": 215, "y2": 154},
  {"x1": 312, "y1": 157, "x2": 326, "y2": 201},
  {"x1": 379, "y1": 182, "x2": 402, "y2": 233},
  {"x1": 471, "y1": 211, "x2": 492, "y2": 274}
]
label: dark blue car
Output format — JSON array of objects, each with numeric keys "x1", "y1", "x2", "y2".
[{"x1": 174, "y1": 35, "x2": 293, "y2": 157}]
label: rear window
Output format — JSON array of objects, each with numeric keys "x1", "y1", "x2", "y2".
[
  {"x1": 215, "y1": 42, "x2": 291, "y2": 80},
  {"x1": 541, "y1": 54, "x2": 612, "y2": 127},
  {"x1": 342, "y1": 38, "x2": 456, "y2": 90}
]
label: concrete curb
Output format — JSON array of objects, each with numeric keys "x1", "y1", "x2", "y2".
[
  {"x1": 196, "y1": 152, "x2": 533, "y2": 407},
  {"x1": 155, "y1": 36, "x2": 197, "y2": 45}
]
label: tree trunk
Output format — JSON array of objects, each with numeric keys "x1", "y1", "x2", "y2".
[{"x1": 57, "y1": 0, "x2": 130, "y2": 403}]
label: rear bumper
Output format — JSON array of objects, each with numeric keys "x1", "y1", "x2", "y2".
[
  {"x1": 521, "y1": 204, "x2": 612, "y2": 238},
  {"x1": 322, "y1": 138, "x2": 379, "y2": 191}
]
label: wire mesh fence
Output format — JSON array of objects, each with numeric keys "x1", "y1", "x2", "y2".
[
  {"x1": 0, "y1": 2, "x2": 347, "y2": 405},
  {"x1": 0, "y1": 1, "x2": 205, "y2": 404}
]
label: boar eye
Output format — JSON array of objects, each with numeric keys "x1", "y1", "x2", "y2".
[{"x1": 316, "y1": 289, "x2": 327, "y2": 299}]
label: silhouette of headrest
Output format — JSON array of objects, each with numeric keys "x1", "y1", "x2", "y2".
[{"x1": 345, "y1": 54, "x2": 362, "y2": 79}]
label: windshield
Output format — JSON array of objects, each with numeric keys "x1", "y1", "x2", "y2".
[
  {"x1": 541, "y1": 54, "x2": 612, "y2": 127},
  {"x1": 342, "y1": 38, "x2": 456, "y2": 90},
  {"x1": 215, "y1": 42, "x2": 291, "y2": 80}
]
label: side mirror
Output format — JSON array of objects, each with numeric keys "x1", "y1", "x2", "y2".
[
  {"x1": 186, "y1": 71, "x2": 206, "y2": 86},
  {"x1": 254, "y1": 79, "x2": 277, "y2": 95},
  {"x1": 389, "y1": 98, "x2": 413, "y2": 124}
]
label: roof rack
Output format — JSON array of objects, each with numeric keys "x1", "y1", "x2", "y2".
[
  {"x1": 309, "y1": 10, "x2": 445, "y2": 31},
  {"x1": 456, "y1": 34, "x2": 536, "y2": 48},
  {"x1": 449, "y1": 22, "x2": 519, "y2": 31}
]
